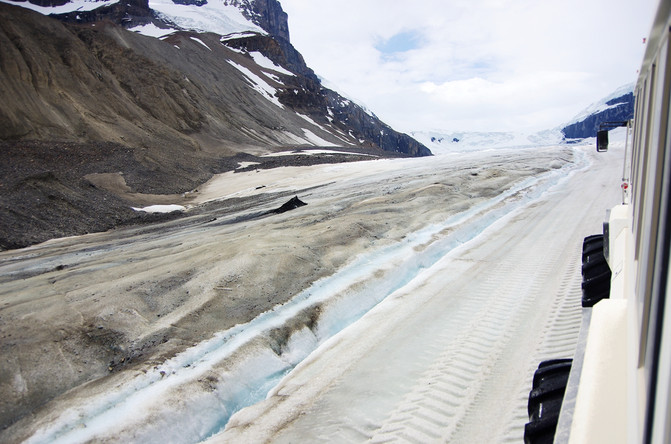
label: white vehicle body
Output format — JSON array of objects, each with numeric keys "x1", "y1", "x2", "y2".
[{"x1": 552, "y1": 1, "x2": 671, "y2": 443}]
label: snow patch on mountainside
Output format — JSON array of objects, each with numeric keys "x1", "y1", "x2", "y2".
[
  {"x1": 249, "y1": 52, "x2": 294, "y2": 76},
  {"x1": 132, "y1": 205, "x2": 186, "y2": 213},
  {"x1": 301, "y1": 129, "x2": 338, "y2": 147},
  {"x1": 128, "y1": 22, "x2": 175, "y2": 38},
  {"x1": 225, "y1": 60, "x2": 284, "y2": 108},
  {"x1": 190, "y1": 36, "x2": 211, "y2": 50},
  {"x1": 220, "y1": 31, "x2": 259, "y2": 41},
  {"x1": 296, "y1": 113, "x2": 326, "y2": 130}
]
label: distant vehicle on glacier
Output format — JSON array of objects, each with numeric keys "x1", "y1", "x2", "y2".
[{"x1": 524, "y1": 1, "x2": 671, "y2": 443}]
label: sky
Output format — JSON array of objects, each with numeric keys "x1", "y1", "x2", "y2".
[{"x1": 279, "y1": 0, "x2": 658, "y2": 133}]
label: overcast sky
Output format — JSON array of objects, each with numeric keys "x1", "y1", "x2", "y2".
[{"x1": 279, "y1": 0, "x2": 658, "y2": 133}]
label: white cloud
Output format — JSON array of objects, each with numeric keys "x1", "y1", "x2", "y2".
[
  {"x1": 420, "y1": 71, "x2": 594, "y2": 109},
  {"x1": 279, "y1": 0, "x2": 657, "y2": 132}
]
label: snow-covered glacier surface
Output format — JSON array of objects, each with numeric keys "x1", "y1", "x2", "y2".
[
  {"x1": 215, "y1": 136, "x2": 627, "y2": 443},
  {"x1": 3, "y1": 132, "x2": 629, "y2": 443},
  {"x1": 411, "y1": 129, "x2": 575, "y2": 155},
  {"x1": 147, "y1": 0, "x2": 264, "y2": 36}
]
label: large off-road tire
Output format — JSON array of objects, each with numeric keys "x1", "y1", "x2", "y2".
[
  {"x1": 524, "y1": 359, "x2": 573, "y2": 444},
  {"x1": 581, "y1": 235, "x2": 611, "y2": 307}
]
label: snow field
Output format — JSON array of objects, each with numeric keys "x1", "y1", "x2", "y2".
[
  {"x1": 4, "y1": 140, "x2": 627, "y2": 444},
  {"x1": 218, "y1": 141, "x2": 624, "y2": 442},
  {"x1": 42, "y1": 150, "x2": 576, "y2": 442},
  {"x1": 148, "y1": 0, "x2": 264, "y2": 37}
]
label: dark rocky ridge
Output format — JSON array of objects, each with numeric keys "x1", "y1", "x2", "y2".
[
  {"x1": 561, "y1": 91, "x2": 634, "y2": 139},
  {"x1": 0, "y1": 1, "x2": 430, "y2": 249},
  {"x1": 243, "y1": 0, "x2": 290, "y2": 42}
]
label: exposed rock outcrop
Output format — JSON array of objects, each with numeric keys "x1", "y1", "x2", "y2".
[
  {"x1": 268, "y1": 196, "x2": 307, "y2": 214},
  {"x1": 222, "y1": 31, "x2": 317, "y2": 80},
  {"x1": 243, "y1": 0, "x2": 290, "y2": 42}
]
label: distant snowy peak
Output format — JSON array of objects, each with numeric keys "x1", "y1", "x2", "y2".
[{"x1": 561, "y1": 83, "x2": 634, "y2": 139}]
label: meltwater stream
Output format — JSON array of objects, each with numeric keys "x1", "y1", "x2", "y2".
[{"x1": 27, "y1": 150, "x2": 587, "y2": 444}]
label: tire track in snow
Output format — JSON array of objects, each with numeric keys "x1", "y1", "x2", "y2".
[
  {"x1": 366, "y1": 184, "x2": 591, "y2": 443},
  {"x1": 497, "y1": 246, "x2": 583, "y2": 443},
  {"x1": 368, "y1": 242, "x2": 550, "y2": 443}
]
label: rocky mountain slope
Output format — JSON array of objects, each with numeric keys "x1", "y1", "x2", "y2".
[
  {"x1": 0, "y1": 0, "x2": 429, "y2": 249},
  {"x1": 561, "y1": 84, "x2": 634, "y2": 139}
]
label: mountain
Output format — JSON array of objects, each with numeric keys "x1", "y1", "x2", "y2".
[
  {"x1": 0, "y1": 0, "x2": 429, "y2": 250},
  {"x1": 561, "y1": 84, "x2": 634, "y2": 139},
  {"x1": 0, "y1": 0, "x2": 429, "y2": 156},
  {"x1": 411, "y1": 84, "x2": 636, "y2": 155}
]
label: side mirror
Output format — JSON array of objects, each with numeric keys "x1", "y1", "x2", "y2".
[{"x1": 596, "y1": 130, "x2": 609, "y2": 152}]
